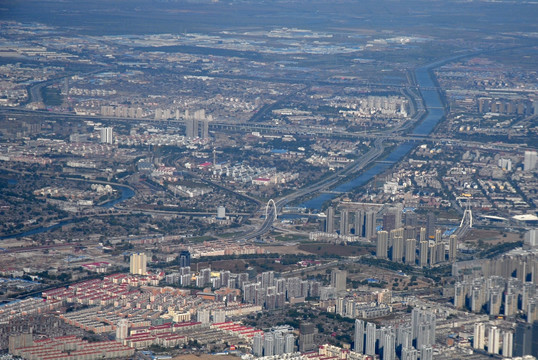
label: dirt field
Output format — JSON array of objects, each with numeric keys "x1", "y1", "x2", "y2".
[
  {"x1": 298, "y1": 243, "x2": 373, "y2": 257},
  {"x1": 262, "y1": 244, "x2": 311, "y2": 255},
  {"x1": 462, "y1": 229, "x2": 522, "y2": 245},
  {"x1": 195, "y1": 257, "x2": 291, "y2": 273},
  {"x1": 173, "y1": 355, "x2": 239, "y2": 360}
]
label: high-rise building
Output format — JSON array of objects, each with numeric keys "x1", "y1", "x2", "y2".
[
  {"x1": 299, "y1": 323, "x2": 315, "y2": 352},
  {"x1": 488, "y1": 326, "x2": 500, "y2": 354},
  {"x1": 514, "y1": 322, "x2": 532, "y2": 356},
  {"x1": 488, "y1": 288, "x2": 502, "y2": 315},
  {"x1": 524, "y1": 229, "x2": 538, "y2": 248},
  {"x1": 355, "y1": 209, "x2": 376, "y2": 239},
  {"x1": 331, "y1": 269, "x2": 347, "y2": 293},
  {"x1": 185, "y1": 115, "x2": 210, "y2": 139},
  {"x1": 502, "y1": 331, "x2": 513, "y2": 357},
  {"x1": 420, "y1": 346, "x2": 433, "y2": 360},
  {"x1": 405, "y1": 238, "x2": 416, "y2": 265},
  {"x1": 129, "y1": 252, "x2": 147, "y2": 275},
  {"x1": 434, "y1": 229, "x2": 442, "y2": 243},
  {"x1": 397, "y1": 326, "x2": 412, "y2": 349},
  {"x1": 116, "y1": 319, "x2": 129, "y2": 340},
  {"x1": 377, "y1": 231, "x2": 389, "y2": 259},
  {"x1": 419, "y1": 227, "x2": 426, "y2": 242},
  {"x1": 212, "y1": 309, "x2": 226, "y2": 323},
  {"x1": 180, "y1": 273, "x2": 191, "y2": 286},
  {"x1": 504, "y1": 292, "x2": 517, "y2": 316},
  {"x1": 419, "y1": 240, "x2": 429, "y2": 267},
  {"x1": 528, "y1": 299, "x2": 538, "y2": 323},
  {"x1": 404, "y1": 211, "x2": 418, "y2": 227},
  {"x1": 199, "y1": 268, "x2": 211, "y2": 285},
  {"x1": 100, "y1": 127, "x2": 113, "y2": 144},
  {"x1": 197, "y1": 309, "x2": 210, "y2": 324},
  {"x1": 386, "y1": 203, "x2": 403, "y2": 229},
  {"x1": 179, "y1": 250, "x2": 191, "y2": 268},
  {"x1": 391, "y1": 236, "x2": 404, "y2": 263},
  {"x1": 532, "y1": 321, "x2": 538, "y2": 357},
  {"x1": 390, "y1": 227, "x2": 404, "y2": 240},
  {"x1": 435, "y1": 242, "x2": 445, "y2": 263},
  {"x1": 471, "y1": 285, "x2": 486, "y2": 313},
  {"x1": 473, "y1": 323, "x2": 485, "y2": 350},
  {"x1": 498, "y1": 158, "x2": 512, "y2": 171},
  {"x1": 448, "y1": 235, "x2": 457, "y2": 262},
  {"x1": 524, "y1": 151, "x2": 537, "y2": 171},
  {"x1": 253, "y1": 333, "x2": 264, "y2": 356},
  {"x1": 185, "y1": 117, "x2": 195, "y2": 138},
  {"x1": 365, "y1": 322, "x2": 376, "y2": 356},
  {"x1": 383, "y1": 329, "x2": 396, "y2": 360},
  {"x1": 412, "y1": 309, "x2": 436, "y2": 349},
  {"x1": 340, "y1": 209, "x2": 349, "y2": 235},
  {"x1": 261, "y1": 271, "x2": 274, "y2": 289},
  {"x1": 403, "y1": 226, "x2": 417, "y2": 243},
  {"x1": 428, "y1": 242, "x2": 436, "y2": 266},
  {"x1": 354, "y1": 319, "x2": 365, "y2": 354},
  {"x1": 326, "y1": 206, "x2": 335, "y2": 233},
  {"x1": 220, "y1": 271, "x2": 230, "y2": 288},
  {"x1": 336, "y1": 297, "x2": 345, "y2": 316},
  {"x1": 365, "y1": 210, "x2": 377, "y2": 239},
  {"x1": 353, "y1": 210, "x2": 362, "y2": 236},
  {"x1": 217, "y1": 206, "x2": 226, "y2": 219},
  {"x1": 285, "y1": 333, "x2": 295, "y2": 354},
  {"x1": 264, "y1": 333, "x2": 274, "y2": 356},
  {"x1": 454, "y1": 282, "x2": 465, "y2": 309},
  {"x1": 401, "y1": 347, "x2": 418, "y2": 360},
  {"x1": 383, "y1": 213, "x2": 396, "y2": 233},
  {"x1": 274, "y1": 331, "x2": 285, "y2": 355},
  {"x1": 426, "y1": 213, "x2": 436, "y2": 239}
]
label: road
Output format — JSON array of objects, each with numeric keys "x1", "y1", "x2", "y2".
[
  {"x1": 241, "y1": 137, "x2": 386, "y2": 241},
  {"x1": 24, "y1": 68, "x2": 107, "y2": 105},
  {"x1": 0, "y1": 106, "x2": 531, "y2": 152}
]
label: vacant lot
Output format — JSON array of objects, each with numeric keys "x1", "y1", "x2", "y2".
[
  {"x1": 195, "y1": 257, "x2": 293, "y2": 273},
  {"x1": 298, "y1": 243, "x2": 373, "y2": 257},
  {"x1": 173, "y1": 355, "x2": 238, "y2": 360},
  {"x1": 463, "y1": 228, "x2": 522, "y2": 245}
]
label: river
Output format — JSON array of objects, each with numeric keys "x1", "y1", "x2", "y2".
[
  {"x1": 3, "y1": 61, "x2": 448, "y2": 237},
  {"x1": 0, "y1": 185, "x2": 135, "y2": 240},
  {"x1": 300, "y1": 64, "x2": 446, "y2": 210}
]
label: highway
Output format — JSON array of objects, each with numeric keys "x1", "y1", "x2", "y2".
[{"x1": 0, "y1": 106, "x2": 530, "y2": 152}]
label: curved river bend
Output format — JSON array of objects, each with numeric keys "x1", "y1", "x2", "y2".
[
  {"x1": 0, "y1": 185, "x2": 134, "y2": 240},
  {"x1": 3, "y1": 61, "x2": 449, "y2": 237},
  {"x1": 301, "y1": 64, "x2": 445, "y2": 210}
]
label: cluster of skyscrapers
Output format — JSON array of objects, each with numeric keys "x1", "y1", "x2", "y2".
[
  {"x1": 454, "y1": 276, "x2": 538, "y2": 322},
  {"x1": 354, "y1": 308, "x2": 435, "y2": 360},
  {"x1": 477, "y1": 97, "x2": 537, "y2": 116},
  {"x1": 185, "y1": 109, "x2": 210, "y2": 139},
  {"x1": 325, "y1": 206, "x2": 377, "y2": 240},
  {"x1": 452, "y1": 231, "x2": 538, "y2": 285},
  {"x1": 512, "y1": 322, "x2": 538, "y2": 357},
  {"x1": 324, "y1": 205, "x2": 457, "y2": 267},
  {"x1": 166, "y1": 266, "x2": 249, "y2": 290},
  {"x1": 242, "y1": 271, "x2": 324, "y2": 310},
  {"x1": 252, "y1": 328, "x2": 295, "y2": 357},
  {"x1": 473, "y1": 323, "x2": 514, "y2": 357},
  {"x1": 377, "y1": 226, "x2": 457, "y2": 267}
]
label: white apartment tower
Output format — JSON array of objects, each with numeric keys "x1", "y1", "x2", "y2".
[
  {"x1": 100, "y1": 127, "x2": 113, "y2": 144},
  {"x1": 129, "y1": 252, "x2": 147, "y2": 275}
]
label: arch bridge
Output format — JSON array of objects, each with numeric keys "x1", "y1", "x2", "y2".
[{"x1": 265, "y1": 199, "x2": 277, "y2": 221}]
